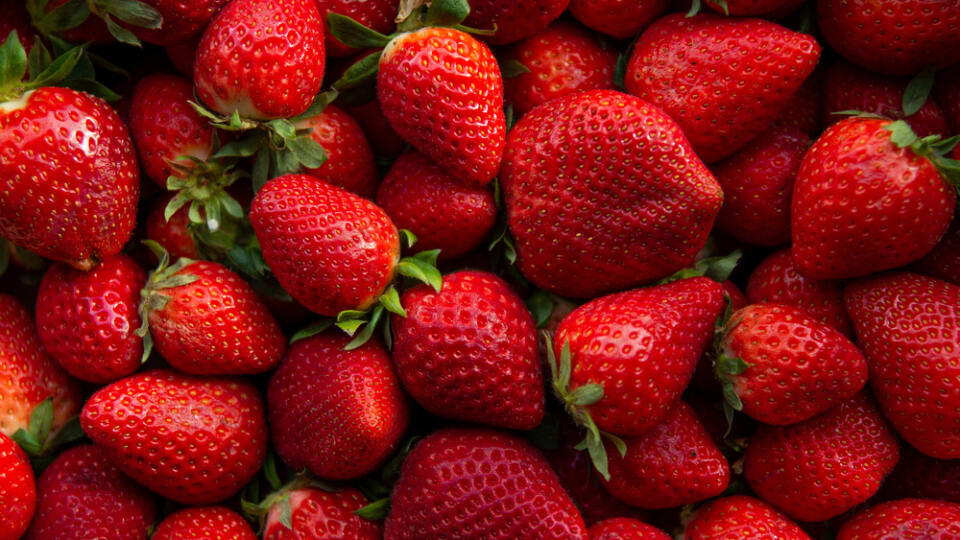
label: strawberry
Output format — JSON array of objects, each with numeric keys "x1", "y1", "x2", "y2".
[
  {"x1": 0, "y1": 432, "x2": 35, "y2": 540},
  {"x1": 194, "y1": 0, "x2": 325, "y2": 120},
  {"x1": 375, "y1": 151, "x2": 497, "y2": 260},
  {"x1": 711, "y1": 124, "x2": 810, "y2": 246},
  {"x1": 837, "y1": 499, "x2": 960, "y2": 540},
  {"x1": 501, "y1": 21, "x2": 618, "y2": 117},
  {"x1": 318, "y1": 0, "x2": 395, "y2": 57},
  {"x1": 771, "y1": 68, "x2": 822, "y2": 137},
  {"x1": 568, "y1": 0, "x2": 669, "y2": 39},
  {"x1": 818, "y1": 0, "x2": 960, "y2": 76},
  {"x1": 80, "y1": 369, "x2": 268, "y2": 505},
  {"x1": 0, "y1": 1, "x2": 33, "y2": 56},
  {"x1": 165, "y1": 36, "x2": 199, "y2": 77},
  {"x1": 153, "y1": 506, "x2": 257, "y2": 540},
  {"x1": 463, "y1": 0, "x2": 569, "y2": 45},
  {"x1": 682, "y1": 495, "x2": 810, "y2": 540},
  {"x1": 913, "y1": 213, "x2": 960, "y2": 285},
  {"x1": 263, "y1": 485, "x2": 381, "y2": 540},
  {"x1": 384, "y1": 427, "x2": 588, "y2": 539},
  {"x1": 844, "y1": 272, "x2": 960, "y2": 459},
  {"x1": 502, "y1": 89, "x2": 723, "y2": 298},
  {"x1": 134, "y1": 0, "x2": 230, "y2": 45},
  {"x1": 35, "y1": 254, "x2": 145, "y2": 384},
  {"x1": 791, "y1": 118, "x2": 957, "y2": 280},
  {"x1": 295, "y1": 104, "x2": 378, "y2": 198},
  {"x1": 601, "y1": 401, "x2": 729, "y2": 509},
  {"x1": 880, "y1": 445, "x2": 960, "y2": 504},
  {"x1": 704, "y1": 0, "x2": 805, "y2": 15},
  {"x1": 716, "y1": 303, "x2": 868, "y2": 425},
  {"x1": 145, "y1": 194, "x2": 201, "y2": 260},
  {"x1": 588, "y1": 518, "x2": 670, "y2": 540},
  {"x1": 267, "y1": 331, "x2": 409, "y2": 480},
  {"x1": 344, "y1": 98, "x2": 406, "y2": 158},
  {"x1": 26, "y1": 444, "x2": 157, "y2": 540},
  {"x1": 390, "y1": 270, "x2": 544, "y2": 430},
  {"x1": 744, "y1": 392, "x2": 900, "y2": 522},
  {"x1": 625, "y1": 13, "x2": 821, "y2": 163}
]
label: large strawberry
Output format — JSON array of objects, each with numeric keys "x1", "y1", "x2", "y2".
[
  {"x1": 0, "y1": 432, "x2": 34, "y2": 540},
  {"x1": 262, "y1": 485, "x2": 381, "y2": 540},
  {"x1": 463, "y1": 0, "x2": 569, "y2": 45},
  {"x1": 502, "y1": 89, "x2": 723, "y2": 298},
  {"x1": 567, "y1": 0, "x2": 669, "y2": 39},
  {"x1": 588, "y1": 518, "x2": 670, "y2": 540},
  {"x1": 153, "y1": 506, "x2": 257, "y2": 540},
  {"x1": 844, "y1": 272, "x2": 960, "y2": 459},
  {"x1": 624, "y1": 13, "x2": 821, "y2": 162},
  {"x1": 836, "y1": 499, "x2": 960, "y2": 540},
  {"x1": 682, "y1": 495, "x2": 810, "y2": 540},
  {"x1": 80, "y1": 369, "x2": 268, "y2": 505}
]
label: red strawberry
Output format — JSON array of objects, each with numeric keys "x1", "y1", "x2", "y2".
[
  {"x1": 80, "y1": 369, "x2": 268, "y2": 505},
  {"x1": 625, "y1": 14, "x2": 821, "y2": 162},
  {"x1": 378, "y1": 26, "x2": 505, "y2": 185},
  {"x1": 194, "y1": 0, "x2": 325, "y2": 119},
  {"x1": 376, "y1": 151, "x2": 497, "y2": 260},
  {"x1": 134, "y1": 0, "x2": 230, "y2": 45},
  {"x1": 501, "y1": 21, "x2": 618, "y2": 117},
  {"x1": 0, "y1": 2, "x2": 33, "y2": 56},
  {"x1": 880, "y1": 445, "x2": 960, "y2": 504},
  {"x1": 837, "y1": 499, "x2": 960, "y2": 540},
  {"x1": 744, "y1": 393, "x2": 900, "y2": 522},
  {"x1": 26, "y1": 445, "x2": 157, "y2": 540},
  {"x1": 267, "y1": 331, "x2": 408, "y2": 480},
  {"x1": 384, "y1": 427, "x2": 588, "y2": 539},
  {"x1": 588, "y1": 518, "x2": 670, "y2": 540},
  {"x1": 35, "y1": 255, "x2": 145, "y2": 384},
  {"x1": 263, "y1": 486, "x2": 381, "y2": 540},
  {"x1": 145, "y1": 194, "x2": 201, "y2": 260},
  {"x1": 818, "y1": 0, "x2": 960, "y2": 76},
  {"x1": 0, "y1": 432, "x2": 35, "y2": 540},
  {"x1": 295, "y1": 104, "x2": 378, "y2": 198},
  {"x1": 913, "y1": 213, "x2": 960, "y2": 285},
  {"x1": 704, "y1": 0, "x2": 805, "y2": 15},
  {"x1": 568, "y1": 0, "x2": 669, "y2": 39},
  {"x1": 682, "y1": 495, "x2": 810, "y2": 540},
  {"x1": 772, "y1": 69, "x2": 823, "y2": 137},
  {"x1": 844, "y1": 272, "x2": 960, "y2": 459},
  {"x1": 345, "y1": 98, "x2": 406, "y2": 158},
  {"x1": 165, "y1": 36, "x2": 199, "y2": 77},
  {"x1": 463, "y1": 0, "x2": 569, "y2": 45},
  {"x1": 502, "y1": 89, "x2": 723, "y2": 298},
  {"x1": 153, "y1": 506, "x2": 257, "y2": 540},
  {"x1": 318, "y1": 0, "x2": 395, "y2": 57},
  {"x1": 711, "y1": 124, "x2": 810, "y2": 246},
  {"x1": 391, "y1": 270, "x2": 544, "y2": 429}
]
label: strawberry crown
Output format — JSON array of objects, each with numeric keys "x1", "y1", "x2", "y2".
[
  {"x1": 883, "y1": 119, "x2": 960, "y2": 194},
  {"x1": 0, "y1": 30, "x2": 117, "y2": 102},
  {"x1": 26, "y1": 0, "x2": 163, "y2": 47},
  {"x1": 135, "y1": 241, "x2": 201, "y2": 363},
  {"x1": 10, "y1": 397, "x2": 86, "y2": 465}
]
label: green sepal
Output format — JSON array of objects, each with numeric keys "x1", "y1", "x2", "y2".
[
  {"x1": 487, "y1": 219, "x2": 517, "y2": 265},
  {"x1": 398, "y1": 229, "x2": 418, "y2": 249},
  {"x1": 290, "y1": 320, "x2": 334, "y2": 343},
  {"x1": 263, "y1": 449, "x2": 282, "y2": 492},
  {"x1": 97, "y1": 0, "x2": 163, "y2": 29},
  {"x1": 0, "y1": 31, "x2": 28, "y2": 89},
  {"x1": 500, "y1": 59, "x2": 529, "y2": 79},
  {"x1": 567, "y1": 383, "x2": 603, "y2": 406},
  {"x1": 716, "y1": 354, "x2": 750, "y2": 376},
  {"x1": 885, "y1": 119, "x2": 919, "y2": 148},
  {"x1": 27, "y1": 0, "x2": 91, "y2": 35},
  {"x1": 424, "y1": 0, "x2": 471, "y2": 28},
  {"x1": 327, "y1": 13, "x2": 393, "y2": 49},
  {"x1": 60, "y1": 77, "x2": 121, "y2": 101},
  {"x1": 659, "y1": 250, "x2": 741, "y2": 285},
  {"x1": 526, "y1": 289, "x2": 555, "y2": 329},
  {"x1": 332, "y1": 52, "x2": 382, "y2": 91},
  {"x1": 613, "y1": 52, "x2": 628, "y2": 91},
  {"x1": 579, "y1": 416, "x2": 610, "y2": 481},
  {"x1": 713, "y1": 0, "x2": 729, "y2": 15},
  {"x1": 903, "y1": 65, "x2": 936, "y2": 117},
  {"x1": 396, "y1": 250, "x2": 442, "y2": 292},
  {"x1": 335, "y1": 318, "x2": 366, "y2": 336},
  {"x1": 504, "y1": 103, "x2": 515, "y2": 132},
  {"x1": 11, "y1": 396, "x2": 54, "y2": 455},
  {"x1": 291, "y1": 89, "x2": 339, "y2": 122},
  {"x1": 686, "y1": 0, "x2": 703, "y2": 16},
  {"x1": 136, "y1": 240, "x2": 199, "y2": 362},
  {"x1": 379, "y1": 285, "x2": 406, "y2": 317},
  {"x1": 354, "y1": 498, "x2": 390, "y2": 520},
  {"x1": 345, "y1": 304, "x2": 385, "y2": 350}
]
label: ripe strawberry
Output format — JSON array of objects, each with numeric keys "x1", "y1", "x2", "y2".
[
  {"x1": 194, "y1": 0, "x2": 325, "y2": 119},
  {"x1": 913, "y1": 213, "x2": 960, "y2": 285},
  {"x1": 345, "y1": 98, "x2": 406, "y2": 158},
  {"x1": 837, "y1": 499, "x2": 960, "y2": 540},
  {"x1": 145, "y1": 194, "x2": 201, "y2": 260},
  {"x1": 502, "y1": 90, "x2": 723, "y2": 298},
  {"x1": 682, "y1": 495, "x2": 810, "y2": 540},
  {"x1": 744, "y1": 392, "x2": 900, "y2": 522},
  {"x1": 134, "y1": 0, "x2": 230, "y2": 45},
  {"x1": 153, "y1": 506, "x2": 257, "y2": 540},
  {"x1": 295, "y1": 104, "x2": 378, "y2": 198},
  {"x1": 625, "y1": 14, "x2": 821, "y2": 162},
  {"x1": 588, "y1": 518, "x2": 670, "y2": 540},
  {"x1": 267, "y1": 331, "x2": 408, "y2": 480},
  {"x1": 26, "y1": 445, "x2": 157, "y2": 540},
  {"x1": 384, "y1": 427, "x2": 588, "y2": 539},
  {"x1": 35, "y1": 255, "x2": 145, "y2": 384},
  {"x1": 318, "y1": 0, "x2": 395, "y2": 57},
  {"x1": 844, "y1": 272, "x2": 960, "y2": 459},
  {"x1": 704, "y1": 0, "x2": 805, "y2": 15},
  {"x1": 80, "y1": 369, "x2": 268, "y2": 505},
  {"x1": 568, "y1": 0, "x2": 669, "y2": 39},
  {"x1": 263, "y1": 486, "x2": 381, "y2": 540},
  {"x1": 880, "y1": 445, "x2": 960, "y2": 504},
  {"x1": 711, "y1": 124, "x2": 810, "y2": 246},
  {"x1": 463, "y1": 0, "x2": 569, "y2": 45},
  {"x1": 165, "y1": 36, "x2": 199, "y2": 77},
  {"x1": 378, "y1": 27, "x2": 505, "y2": 185},
  {"x1": 0, "y1": 432, "x2": 34, "y2": 540},
  {"x1": 376, "y1": 152, "x2": 497, "y2": 260},
  {"x1": 501, "y1": 21, "x2": 618, "y2": 117},
  {"x1": 772, "y1": 69, "x2": 823, "y2": 137}
]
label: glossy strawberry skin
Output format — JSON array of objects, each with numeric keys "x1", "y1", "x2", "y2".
[
  {"x1": 0, "y1": 432, "x2": 35, "y2": 540},
  {"x1": 463, "y1": 0, "x2": 569, "y2": 45},
  {"x1": 502, "y1": 90, "x2": 723, "y2": 298},
  {"x1": 391, "y1": 270, "x2": 544, "y2": 430},
  {"x1": 555, "y1": 277, "x2": 725, "y2": 436},
  {"x1": 744, "y1": 393, "x2": 900, "y2": 522},
  {"x1": 35, "y1": 255, "x2": 145, "y2": 384},
  {"x1": 568, "y1": 0, "x2": 669, "y2": 39},
  {"x1": 295, "y1": 104, "x2": 378, "y2": 198},
  {"x1": 0, "y1": 87, "x2": 139, "y2": 269},
  {"x1": 80, "y1": 370, "x2": 268, "y2": 505},
  {"x1": 837, "y1": 499, "x2": 960, "y2": 540},
  {"x1": 384, "y1": 427, "x2": 588, "y2": 540},
  {"x1": 683, "y1": 495, "x2": 810, "y2": 540},
  {"x1": 376, "y1": 152, "x2": 497, "y2": 260},
  {"x1": 153, "y1": 506, "x2": 257, "y2": 540},
  {"x1": 588, "y1": 518, "x2": 670, "y2": 540},
  {"x1": 913, "y1": 213, "x2": 960, "y2": 286},
  {"x1": 194, "y1": 0, "x2": 325, "y2": 119},
  {"x1": 268, "y1": 332, "x2": 409, "y2": 480},
  {"x1": 378, "y1": 27, "x2": 505, "y2": 185},
  {"x1": 317, "y1": 0, "x2": 395, "y2": 57},
  {"x1": 625, "y1": 14, "x2": 821, "y2": 163},
  {"x1": 249, "y1": 174, "x2": 400, "y2": 316},
  {"x1": 145, "y1": 194, "x2": 201, "y2": 260},
  {"x1": 264, "y1": 487, "x2": 381, "y2": 540},
  {"x1": 26, "y1": 445, "x2": 157, "y2": 540},
  {"x1": 844, "y1": 272, "x2": 960, "y2": 459}
]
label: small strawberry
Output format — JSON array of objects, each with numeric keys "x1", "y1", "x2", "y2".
[
  {"x1": 153, "y1": 506, "x2": 257, "y2": 540},
  {"x1": 463, "y1": 0, "x2": 569, "y2": 45},
  {"x1": 0, "y1": 432, "x2": 35, "y2": 540},
  {"x1": 682, "y1": 495, "x2": 810, "y2": 540},
  {"x1": 262, "y1": 485, "x2": 381, "y2": 540},
  {"x1": 837, "y1": 499, "x2": 960, "y2": 540},
  {"x1": 145, "y1": 194, "x2": 201, "y2": 260},
  {"x1": 318, "y1": 0, "x2": 395, "y2": 57},
  {"x1": 913, "y1": 213, "x2": 960, "y2": 286},
  {"x1": 568, "y1": 0, "x2": 669, "y2": 39},
  {"x1": 80, "y1": 369, "x2": 268, "y2": 505},
  {"x1": 295, "y1": 104, "x2": 378, "y2": 198},
  {"x1": 588, "y1": 518, "x2": 670, "y2": 540}
]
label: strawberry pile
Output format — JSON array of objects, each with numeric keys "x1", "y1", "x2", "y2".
[{"x1": 3, "y1": 0, "x2": 960, "y2": 538}]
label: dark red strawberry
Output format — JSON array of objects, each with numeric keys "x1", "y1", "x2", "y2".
[
  {"x1": 502, "y1": 89, "x2": 723, "y2": 298},
  {"x1": 463, "y1": 0, "x2": 569, "y2": 45},
  {"x1": 588, "y1": 518, "x2": 670, "y2": 540},
  {"x1": 913, "y1": 213, "x2": 960, "y2": 285},
  {"x1": 837, "y1": 499, "x2": 960, "y2": 540},
  {"x1": 263, "y1": 485, "x2": 381, "y2": 540},
  {"x1": 880, "y1": 445, "x2": 960, "y2": 504},
  {"x1": 568, "y1": 0, "x2": 669, "y2": 39},
  {"x1": 0, "y1": 1, "x2": 33, "y2": 56},
  {"x1": 135, "y1": 0, "x2": 231, "y2": 45},
  {"x1": 704, "y1": 0, "x2": 805, "y2": 15},
  {"x1": 935, "y1": 65, "x2": 960, "y2": 133},
  {"x1": 345, "y1": 98, "x2": 406, "y2": 158},
  {"x1": 295, "y1": 104, "x2": 378, "y2": 198},
  {"x1": 0, "y1": 432, "x2": 34, "y2": 540},
  {"x1": 80, "y1": 369, "x2": 268, "y2": 505},
  {"x1": 145, "y1": 194, "x2": 201, "y2": 260},
  {"x1": 153, "y1": 506, "x2": 257, "y2": 540},
  {"x1": 165, "y1": 36, "x2": 199, "y2": 77},
  {"x1": 772, "y1": 69, "x2": 823, "y2": 137},
  {"x1": 682, "y1": 495, "x2": 810, "y2": 540},
  {"x1": 318, "y1": 0, "x2": 395, "y2": 57}
]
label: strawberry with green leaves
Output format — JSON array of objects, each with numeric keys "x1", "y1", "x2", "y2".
[
  {"x1": 0, "y1": 432, "x2": 35, "y2": 540},
  {"x1": 260, "y1": 484, "x2": 381, "y2": 540},
  {"x1": 318, "y1": 0, "x2": 395, "y2": 57},
  {"x1": 153, "y1": 507, "x2": 257, "y2": 540}
]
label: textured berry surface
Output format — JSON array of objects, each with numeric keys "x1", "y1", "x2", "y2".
[
  {"x1": 0, "y1": 432, "x2": 34, "y2": 540},
  {"x1": 296, "y1": 104, "x2": 378, "y2": 198},
  {"x1": 145, "y1": 194, "x2": 201, "y2": 260},
  {"x1": 463, "y1": 0, "x2": 569, "y2": 45},
  {"x1": 683, "y1": 495, "x2": 810, "y2": 540},
  {"x1": 264, "y1": 487, "x2": 381, "y2": 540},
  {"x1": 153, "y1": 506, "x2": 257, "y2": 540},
  {"x1": 837, "y1": 499, "x2": 960, "y2": 540},
  {"x1": 588, "y1": 518, "x2": 670, "y2": 540}
]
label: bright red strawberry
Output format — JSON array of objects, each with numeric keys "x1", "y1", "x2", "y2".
[
  {"x1": 744, "y1": 393, "x2": 900, "y2": 522},
  {"x1": 376, "y1": 151, "x2": 497, "y2": 260},
  {"x1": 502, "y1": 89, "x2": 723, "y2": 298},
  {"x1": 704, "y1": 0, "x2": 805, "y2": 15},
  {"x1": 502, "y1": 21, "x2": 618, "y2": 117},
  {"x1": 913, "y1": 213, "x2": 960, "y2": 285},
  {"x1": 844, "y1": 272, "x2": 960, "y2": 459},
  {"x1": 717, "y1": 303, "x2": 868, "y2": 425},
  {"x1": 153, "y1": 506, "x2": 257, "y2": 540},
  {"x1": 80, "y1": 369, "x2": 268, "y2": 505},
  {"x1": 682, "y1": 495, "x2": 810, "y2": 540},
  {"x1": 568, "y1": 0, "x2": 669, "y2": 39},
  {"x1": 194, "y1": 0, "x2": 325, "y2": 119},
  {"x1": 711, "y1": 124, "x2": 810, "y2": 246},
  {"x1": 35, "y1": 255, "x2": 145, "y2": 384},
  {"x1": 263, "y1": 486, "x2": 381, "y2": 540},
  {"x1": 463, "y1": 0, "x2": 569, "y2": 45},
  {"x1": 588, "y1": 518, "x2": 670, "y2": 540},
  {"x1": 0, "y1": 432, "x2": 34, "y2": 540},
  {"x1": 26, "y1": 445, "x2": 156, "y2": 540},
  {"x1": 880, "y1": 445, "x2": 960, "y2": 504},
  {"x1": 837, "y1": 499, "x2": 960, "y2": 540},
  {"x1": 818, "y1": 0, "x2": 960, "y2": 76},
  {"x1": 391, "y1": 270, "x2": 544, "y2": 429},
  {"x1": 625, "y1": 14, "x2": 820, "y2": 163},
  {"x1": 145, "y1": 194, "x2": 201, "y2": 260},
  {"x1": 378, "y1": 26, "x2": 505, "y2": 185},
  {"x1": 601, "y1": 401, "x2": 729, "y2": 509},
  {"x1": 384, "y1": 427, "x2": 588, "y2": 539},
  {"x1": 268, "y1": 331, "x2": 408, "y2": 480},
  {"x1": 295, "y1": 104, "x2": 378, "y2": 198},
  {"x1": 318, "y1": 0, "x2": 395, "y2": 57}
]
